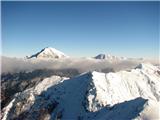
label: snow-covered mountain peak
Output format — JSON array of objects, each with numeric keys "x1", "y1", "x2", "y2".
[
  {"x1": 136, "y1": 63, "x2": 157, "y2": 70},
  {"x1": 27, "y1": 47, "x2": 69, "y2": 59},
  {"x1": 135, "y1": 63, "x2": 159, "y2": 74},
  {"x1": 94, "y1": 53, "x2": 108, "y2": 59},
  {"x1": 94, "y1": 53, "x2": 127, "y2": 61},
  {"x1": 86, "y1": 63, "x2": 160, "y2": 112}
]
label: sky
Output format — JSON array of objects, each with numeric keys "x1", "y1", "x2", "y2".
[{"x1": 1, "y1": 1, "x2": 159, "y2": 59}]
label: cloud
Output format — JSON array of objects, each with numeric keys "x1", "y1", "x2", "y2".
[{"x1": 1, "y1": 56, "x2": 145, "y2": 74}]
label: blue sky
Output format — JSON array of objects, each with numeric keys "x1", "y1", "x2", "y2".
[{"x1": 2, "y1": 1, "x2": 159, "y2": 59}]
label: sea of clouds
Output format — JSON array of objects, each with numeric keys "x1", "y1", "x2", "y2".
[{"x1": 1, "y1": 56, "x2": 145, "y2": 74}]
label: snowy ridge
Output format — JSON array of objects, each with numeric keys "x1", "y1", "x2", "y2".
[
  {"x1": 86, "y1": 63, "x2": 160, "y2": 112},
  {"x1": 1, "y1": 63, "x2": 160, "y2": 120},
  {"x1": 94, "y1": 53, "x2": 127, "y2": 62},
  {"x1": 94, "y1": 53, "x2": 144, "y2": 63},
  {"x1": 27, "y1": 47, "x2": 69, "y2": 59}
]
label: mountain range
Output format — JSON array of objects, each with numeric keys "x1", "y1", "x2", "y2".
[
  {"x1": 1, "y1": 47, "x2": 159, "y2": 120},
  {"x1": 26, "y1": 47, "x2": 144, "y2": 62},
  {"x1": 1, "y1": 63, "x2": 160, "y2": 120}
]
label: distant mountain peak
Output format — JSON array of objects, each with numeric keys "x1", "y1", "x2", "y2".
[
  {"x1": 94, "y1": 53, "x2": 127, "y2": 61},
  {"x1": 27, "y1": 47, "x2": 69, "y2": 59}
]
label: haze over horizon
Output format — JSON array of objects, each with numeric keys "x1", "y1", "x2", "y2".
[{"x1": 2, "y1": 1, "x2": 159, "y2": 60}]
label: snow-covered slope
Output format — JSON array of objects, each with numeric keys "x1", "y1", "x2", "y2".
[
  {"x1": 27, "y1": 47, "x2": 69, "y2": 59},
  {"x1": 2, "y1": 63, "x2": 160, "y2": 120},
  {"x1": 94, "y1": 54, "x2": 127, "y2": 61},
  {"x1": 94, "y1": 54, "x2": 143, "y2": 63}
]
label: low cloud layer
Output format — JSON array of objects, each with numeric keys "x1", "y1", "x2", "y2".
[{"x1": 1, "y1": 56, "x2": 149, "y2": 74}]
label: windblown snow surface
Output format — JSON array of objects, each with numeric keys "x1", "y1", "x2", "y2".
[{"x1": 1, "y1": 63, "x2": 160, "y2": 120}]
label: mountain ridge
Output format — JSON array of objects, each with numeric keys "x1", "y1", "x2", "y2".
[{"x1": 2, "y1": 63, "x2": 160, "y2": 120}]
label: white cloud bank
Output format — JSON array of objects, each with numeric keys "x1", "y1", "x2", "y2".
[{"x1": 1, "y1": 56, "x2": 157, "y2": 74}]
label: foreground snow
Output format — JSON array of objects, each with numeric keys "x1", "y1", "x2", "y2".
[{"x1": 1, "y1": 63, "x2": 160, "y2": 120}]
